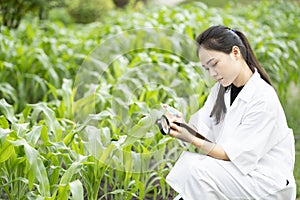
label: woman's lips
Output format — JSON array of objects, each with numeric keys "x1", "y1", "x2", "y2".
[{"x1": 217, "y1": 78, "x2": 223, "y2": 83}]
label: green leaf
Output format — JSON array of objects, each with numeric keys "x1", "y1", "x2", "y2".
[
  {"x1": 0, "y1": 83, "x2": 17, "y2": 104},
  {"x1": 9, "y1": 138, "x2": 50, "y2": 196},
  {"x1": 0, "y1": 99, "x2": 16, "y2": 123},
  {"x1": 29, "y1": 103, "x2": 62, "y2": 140},
  {"x1": 98, "y1": 143, "x2": 116, "y2": 167},
  {"x1": 0, "y1": 116, "x2": 10, "y2": 129},
  {"x1": 0, "y1": 141, "x2": 14, "y2": 163},
  {"x1": 40, "y1": 125, "x2": 50, "y2": 145},
  {"x1": 73, "y1": 94, "x2": 96, "y2": 123},
  {"x1": 11, "y1": 123, "x2": 29, "y2": 138},
  {"x1": 0, "y1": 128, "x2": 12, "y2": 141},
  {"x1": 84, "y1": 126, "x2": 103, "y2": 159},
  {"x1": 69, "y1": 180, "x2": 84, "y2": 200},
  {"x1": 25, "y1": 125, "x2": 43, "y2": 145},
  {"x1": 121, "y1": 109, "x2": 161, "y2": 147},
  {"x1": 58, "y1": 159, "x2": 86, "y2": 199}
]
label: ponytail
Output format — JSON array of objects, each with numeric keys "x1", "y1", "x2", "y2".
[
  {"x1": 196, "y1": 25, "x2": 272, "y2": 124},
  {"x1": 234, "y1": 30, "x2": 272, "y2": 85}
]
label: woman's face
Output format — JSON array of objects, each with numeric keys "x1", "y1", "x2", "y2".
[{"x1": 198, "y1": 47, "x2": 242, "y2": 87}]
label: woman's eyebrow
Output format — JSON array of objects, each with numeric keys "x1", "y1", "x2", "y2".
[
  {"x1": 202, "y1": 57, "x2": 215, "y2": 68},
  {"x1": 206, "y1": 58, "x2": 215, "y2": 65}
]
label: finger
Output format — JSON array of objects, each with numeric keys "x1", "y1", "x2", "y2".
[
  {"x1": 162, "y1": 104, "x2": 168, "y2": 109},
  {"x1": 169, "y1": 128, "x2": 179, "y2": 137},
  {"x1": 170, "y1": 122, "x2": 180, "y2": 131},
  {"x1": 162, "y1": 104, "x2": 174, "y2": 119},
  {"x1": 165, "y1": 112, "x2": 175, "y2": 120},
  {"x1": 163, "y1": 104, "x2": 182, "y2": 118}
]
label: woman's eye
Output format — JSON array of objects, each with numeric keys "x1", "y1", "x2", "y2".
[{"x1": 212, "y1": 61, "x2": 218, "y2": 67}]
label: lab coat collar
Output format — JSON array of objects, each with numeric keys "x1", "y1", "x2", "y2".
[
  {"x1": 224, "y1": 69, "x2": 261, "y2": 112},
  {"x1": 235, "y1": 68, "x2": 260, "y2": 103}
]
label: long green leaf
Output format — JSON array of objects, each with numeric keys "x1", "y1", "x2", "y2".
[
  {"x1": 69, "y1": 180, "x2": 84, "y2": 200},
  {"x1": 29, "y1": 103, "x2": 62, "y2": 140},
  {"x1": 121, "y1": 109, "x2": 161, "y2": 147},
  {"x1": 0, "y1": 141, "x2": 14, "y2": 163},
  {"x1": 9, "y1": 139, "x2": 50, "y2": 196},
  {"x1": 0, "y1": 99, "x2": 16, "y2": 122}
]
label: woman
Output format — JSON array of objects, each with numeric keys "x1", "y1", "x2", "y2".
[{"x1": 165, "y1": 25, "x2": 296, "y2": 200}]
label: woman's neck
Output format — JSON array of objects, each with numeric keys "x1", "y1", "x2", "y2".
[{"x1": 233, "y1": 62, "x2": 253, "y2": 87}]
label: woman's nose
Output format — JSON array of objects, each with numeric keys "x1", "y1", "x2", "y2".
[{"x1": 209, "y1": 68, "x2": 217, "y2": 77}]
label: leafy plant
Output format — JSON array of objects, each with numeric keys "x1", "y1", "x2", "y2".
[{"x1": 0, "y1": 0, "x2": 299, "y2": 199}]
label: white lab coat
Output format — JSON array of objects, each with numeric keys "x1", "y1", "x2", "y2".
[{"x1": 166, "y1": 70, "x2": 296, "y2": 199}]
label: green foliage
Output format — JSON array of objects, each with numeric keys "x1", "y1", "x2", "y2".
[
  {"x1": 284, "y1": 83, "x2": 300, "y2": 196},
  {"x1": 67, "y1": 0, "x2": 113, "y2": 23},
  {"x1": 111, "y1": 0, "x2": 151, "y2": 9},
  {"x1": 48, "y1": 8, "x2": 74, "y2": 24},
  {"x1": 0, "y1": 21, "x2": 96, "y2": 111},
  {"x1": 231, "y1": 0, "x2": 300, "y2": 100},
  {"x1": 0, "y1": 0, "x2": 41, "y2": 29},
  {"x1": 0, "y1": 0, "x2": 299, "y2": 199},
  {"x1": 0, "y1": 0, "x2": 66, "y2": 29},
  {"x1": 112, "y1": 0, "x2": 130, "y2": 8}
]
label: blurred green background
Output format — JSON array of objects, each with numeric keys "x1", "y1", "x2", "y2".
[{"x1": 0, "y1": 0, "x2": 299, "y2": 199}]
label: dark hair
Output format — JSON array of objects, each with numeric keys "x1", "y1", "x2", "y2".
[{"x1": 196, "y1": 25, "x2": 271, "y2": 124}]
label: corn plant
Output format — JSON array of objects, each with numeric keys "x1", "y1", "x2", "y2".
[{"x1": 0, "y1": 0, "x2": 299, "y2": 199}]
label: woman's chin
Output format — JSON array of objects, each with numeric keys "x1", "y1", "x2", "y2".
[{"x1": 220, "y1": 81, "x2": 231, "y2": 87}]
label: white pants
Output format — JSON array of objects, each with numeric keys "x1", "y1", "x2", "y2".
[{"x1": 166, "y1": 151, "x2": 296, "y2": 200}]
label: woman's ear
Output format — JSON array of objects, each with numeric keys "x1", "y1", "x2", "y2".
[{"x1": 230, "y1": 46, "x2": 241, "y2": 60}]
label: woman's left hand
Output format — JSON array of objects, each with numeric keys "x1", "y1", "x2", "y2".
[{"x1": 169, "y1": 121, "x2": 196, "y2": 143}]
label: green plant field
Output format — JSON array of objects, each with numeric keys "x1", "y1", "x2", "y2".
[{"x1": 0, "y1": 0, "x2": 299, "y2": 199}]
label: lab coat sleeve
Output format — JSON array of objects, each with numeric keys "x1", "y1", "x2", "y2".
[
  {"x1": 220, "y1": 99, "x2": 279, "y2": 175},
  {"x1": 188, "y1": 83, "x2": 219, "y2": 138}
]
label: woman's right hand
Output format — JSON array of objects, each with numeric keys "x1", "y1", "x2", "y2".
[{"x1": 162, "y1": 104, "x2": 184, "y2": 123}]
